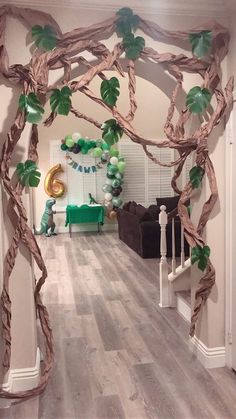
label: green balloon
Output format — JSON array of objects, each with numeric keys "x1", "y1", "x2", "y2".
[
  {"x1": 107, "y1": 173, "x2": 115, "y2": 179},
  {"x1": 102, "y1": 142, "x2": 110, "y2": 151},
  {"x1": 92, "y1": 147, "x2": 103, "y2": 158},
  {"x1": 118, "y1": 156, "x2": 125, "y2": 162},
  {"x1": 61, "y1": 143, "x2": 68, "y2": 151},
  {"x1": 107, "y1": 165, "x2": 118, "y2": 175},
  {"x1": 77, "y1": 138, "x2": 85, "y2": 147},
  {"x1": 112, "y1": 178, "x2": 121, "y2": 188},
  {"x1": 65, "y1": 136, "x2": 74, "y2": 148},
  {"x1": 115, "y1": 172, "x2": 124, "y2": 180},
  {"x1": 102, "y1": 184, "x2": 112, "y2": 193},
  {"x1": 110, "y1": 147, "x2": 119, "y2": 158},
  {"x1": 117, "y1": 161, "x2": 126, "y2": 173},
  {"x1": 81, "y1": 146, "x2": 89, "y2": 154},
  {"x1": 112, "y1": 197, "x2": 123, "y2": 207}
]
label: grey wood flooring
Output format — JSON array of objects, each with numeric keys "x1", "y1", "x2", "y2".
[{"x1": 1, "y1": 231, "x2": 236, "y2": 419}]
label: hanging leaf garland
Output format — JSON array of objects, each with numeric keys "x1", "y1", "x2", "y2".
[
  {"x1": 123, "y1": 33, "x2": 145, "y2": 60},
  {"x1": 189, "y1": 166, "x2": 205, "y2": 189},
  {"x1": 102, "y1": 119, "x2": 123, "y2": 146},
  {"x1": 100, "y1": 77, "x2": 120, "y2": 106},
  {"x1": 16, "y1": 160, "x2": 41, "y2": 187},
  {"x1": 189, "y1": 31, "x2": 212, "y2": 58},
  {"x1": 50, "y1": 86, "x2": 72, "y2": 116},
  {"x1": 191, "y1": 245, "x2": 211, "y2": 272},
  {"x1": 116, "y1": 7, "x2": 140, "y2": 36},
  {"x1": 32, "y1": 25, "x2": 57, "y2": 50},
  {"x1": 19, "y1": 92, "x2": 45, "y2": 124},
  {"x1": 186, "y1": 86, "x2": 212, "y2": 114}
]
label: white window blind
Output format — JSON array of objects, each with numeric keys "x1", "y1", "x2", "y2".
[
  {"x1": 50, "y1": 139, "x2": 183, "y2": 210},
  {"x1": 118, "y1": 139, "x2": 174, "y2": 206}
]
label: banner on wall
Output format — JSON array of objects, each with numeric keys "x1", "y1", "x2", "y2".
[{"x1": 66, "y1": 153, "x2": 104, "y2": 173}]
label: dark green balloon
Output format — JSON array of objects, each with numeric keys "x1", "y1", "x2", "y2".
[
  {"x1": 77, "y1": 138, "x2": 85, "y2": 147},
  {"x1": 107, "y1": 173, "x2": 115, "y2": 179},
  {"x1": 112, "y1": 178, "x2": 121, "y2": 188},
  {"x1": 108, "y1": 165, "x2": 118, "y2": 175},
  {"x1": 61, "y1": 143, "x2": 68, "y2": 151}
]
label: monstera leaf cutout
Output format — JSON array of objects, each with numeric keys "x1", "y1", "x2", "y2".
[
  {"x1": 16, "y1": 160, "x2": 41, "y2": 187},
  {"x1": 50, "y1": 86, "x2": 72, "y2": 115},
  {"x1": 100, "y1": 77, "x2": 120, "y2": 106},
  {"x1": 189, "y1": 166, "x2": 205, "y2": 189},
  {"x1": 19, "y1": 93, "x2": 44, "y2": 124},
  {"x1": 102, "y1": 119, "x2": 123, "y2": 146},
  {"x1": 116, "y1": 7, "x2": 140, "y2": 36},
  {"x1": 123, "y1": 33, "x2": 145, "y2": 60},
  {"x1": 186, "y1": 86, "x2": 211, "y2": 114},
  {"x1": 32, "y1": 25, "x2": 57, "y2": 50},
  {"x1": 189, "y1": 31, "x2": 212, "y2": 58},
  {"x1": 191, "y1": 245, "x2": 211, "y2": 272}
]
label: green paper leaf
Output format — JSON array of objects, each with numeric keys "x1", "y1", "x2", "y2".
[
  {"x1": 50, "y1": 86, "x2": 72, "y2": 115},
  {"x1": 189, "y1": 166, "x2": 205, "y2": 189},
  {"x1": 16, "y1": 160, "x2": 41, "y2": 188},
  {"x1": 102, "y1": 119, "x2": 123, "y2": 146},
  {"x1": 123, "y1": 33, "x2": 145, "y2": 60},
  {"x1": 116, "y1": 7, "x2": 140, "y2": 36},
  {"x1": 189, "y1": 31, "x2": 212, "y2": 58},
  {"x1": 191, "y1": 245, "x2": 211, "y2": 272},
  {"x1": 100, "y1": 77, "x2": 120, "y2": 106},
  {"x1": 186, "y1": 86, "x2": 212, "y2": 114},
  {"x1": 31, "y1": 24, "x2": 57, "y2": 51},
  {"x1": 19, "y1": 93, "x2": 44, "y2": 124}
]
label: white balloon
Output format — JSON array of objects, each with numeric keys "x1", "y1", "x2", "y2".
[
  {"x1": 110, "y1": 157, "x2": 118, "y2": 166},
  {"x1": 72, "y1": 132, "x2": 81, "y2": 141},
  {"x1": 104, "y1": 193, "x2": 113, "y2": 201},
  {"x1": 106, "y1": 179, "x2": 113, "y2": 185}
]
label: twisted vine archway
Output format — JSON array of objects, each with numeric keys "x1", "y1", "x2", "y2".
[{"x1": 0, "y1": 4, "x2": 233, "y2": 398}]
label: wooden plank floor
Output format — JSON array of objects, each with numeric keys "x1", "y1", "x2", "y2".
[{"x1": 1, "y1": 231, "x2": 236, "y2": 419}]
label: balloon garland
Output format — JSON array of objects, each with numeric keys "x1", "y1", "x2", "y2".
[{"x1": 60, "y1": 133, "x2": 126, "y2": 218}]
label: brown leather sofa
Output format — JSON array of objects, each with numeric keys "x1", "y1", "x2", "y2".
[{"x1": 117, "y1": 196, "x2": 189, "y2": 259}]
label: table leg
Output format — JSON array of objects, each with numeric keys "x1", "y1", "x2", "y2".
[{"x1": 69, "y1": 223, "x2": 72, "y2": 238}]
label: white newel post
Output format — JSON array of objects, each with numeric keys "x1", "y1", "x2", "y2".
[
  {"x1": 172, "y1": 217, "x2": 176, "y2": 275},
  {"x1": 159, "y1": 205, "x2": 170, "y2": 307}
]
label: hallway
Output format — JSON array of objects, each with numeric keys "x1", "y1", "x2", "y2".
[{"x1": 1, "y1": 232, "x2": 236, "y2": 419}]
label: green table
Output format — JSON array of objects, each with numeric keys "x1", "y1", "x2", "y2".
[{"x1": 65, "y1": 204, "x2": 105, "y2": 237}]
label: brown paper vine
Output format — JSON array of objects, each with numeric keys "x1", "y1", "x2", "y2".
[{"x1": 0, "y1": 4, "x2": 233, "y2": 399}]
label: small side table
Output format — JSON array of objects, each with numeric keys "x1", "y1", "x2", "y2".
[{"x1": 65, "y1": 204, "x2": 105, "y2": 237}]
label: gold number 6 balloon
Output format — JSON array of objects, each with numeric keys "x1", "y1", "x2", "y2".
[{"x1": 44, "y1": 164, "x2": 65, "y2": 198}]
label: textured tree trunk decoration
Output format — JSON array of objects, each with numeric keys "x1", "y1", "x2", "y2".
[{"x1": 0, "y1": 4, "x2": 233, "y2": 398}]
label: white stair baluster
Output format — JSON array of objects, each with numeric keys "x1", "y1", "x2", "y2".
[
  {"x1": 172, "y1": 217, "x2": 176, "y2": 275},
  {"x1": 181, "y1": 223, "x2": 185, "y2": 268},
  {"x1": 159, "y1": 205, "x2": 171, "y2": 307}
]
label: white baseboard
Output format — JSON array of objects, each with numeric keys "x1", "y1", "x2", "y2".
[
  {"x1": 176, "y1": 293, "x2": 191, "y2": 323},
  {"x1": 57, "y1": 222, "x2": 118, "y2": 234},
  {"x1": 189, "y1": 336, "x2": 226, "y2": 368},
  {"x1": 2, "y1": 348, "x2": 41, "y2": 393}
]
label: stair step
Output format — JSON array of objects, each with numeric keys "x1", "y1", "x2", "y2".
[{"x1": 176, "y1": 290, "x2": 191, "y2": 323}]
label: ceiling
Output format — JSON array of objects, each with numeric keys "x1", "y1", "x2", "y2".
[{"x1": 0, "y1": 0, "x2": 235, "y2": 16}]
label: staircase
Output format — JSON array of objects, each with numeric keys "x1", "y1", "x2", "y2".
[{"x1": 158, "y1": 205, "x2": 191, "y2": 320}]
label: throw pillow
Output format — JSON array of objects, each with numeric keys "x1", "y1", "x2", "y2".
[
  {"x1": 156, "y1": 196, "x2": 179, "y2": 213},
  {"x1": 129, "y1": 201, "x2": 138, "y2": 214},
  {"x1": 148, "y1": 205, "x2": 159, "y2": 220},
  {"x1": 136, "y1": 204, "x2": 154, "y2": 222},
  {"x1": 123, "y1": 201, "x2": 131, "y2": 211}
]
